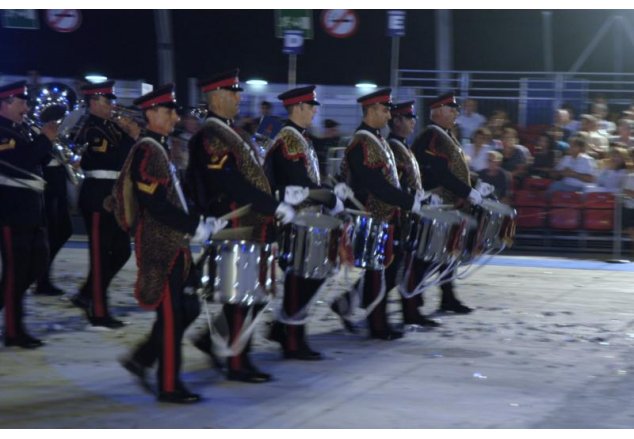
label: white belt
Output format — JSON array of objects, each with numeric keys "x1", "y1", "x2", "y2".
[
  {"x1": 0, "y1": 175, "x2": 46, "y2": 192},
  {"x1": 84, "y1": 170, "x2": 120, "y2": 179}
]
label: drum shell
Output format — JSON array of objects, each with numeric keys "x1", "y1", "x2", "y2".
[
  {"x1": 279, "y1": 212, "x2": 342, "y2": 279},
  {"x1": 202, "y1": 240, "x2": 273, "y2": 305},
  {"x1": 347, "y1": 214, "x2": 390, "y2": 270}
]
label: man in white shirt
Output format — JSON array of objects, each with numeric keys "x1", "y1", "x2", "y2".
[
  {"x1": 455, "y1": 99, "x2": 486, "y2": 145},
  {"x1": 548, "y1": 135, "x2": 597, "y2": 193}
]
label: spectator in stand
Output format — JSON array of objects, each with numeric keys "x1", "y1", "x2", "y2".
[
  {"x1": 548, "y1": 134, "x2": 597, "y2": 193},
  {"x1": 579, "y1": 114, "x2": 609, "y2": 159},
  {"x1": 595, "y1": 147, "x2": 631, "y2": 193},
  {"x1": 479, "y1": 150, "x2": 512, "y2": 204},
  {"x1": 463, "y1": 127, "x2": 494, "y2": 174},
  {"x1": 609, "y1": 119, "x2": 634, "y2": 148},
  {"x1": 485, "y1": 109, "x2": 511, "y2": 147},
  {"x1": 553, "y1": 109, "x2": 573, "y2": 141},
  {"x1": 547, "y1": 125, "x2": 570, "y2": 154},
  {"x1": 562, "y1": 104, "x2": 581, "y2": 135},
  {"x1": 529, "y1": 133, "x2": 560, "y2": 179},
  {"x1": 592, "y1": 101, "x2": 616, "y2": 136},
  {"x1": 455, "y1": 98, "x2": 486, "y2": 146},
  {"x1": 500, "y1": 127, "x2": 531, "y2": 188}
]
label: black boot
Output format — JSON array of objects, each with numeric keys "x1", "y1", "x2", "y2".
[
  {"x1": 439, "y1": 282, "x2": 473, "y2": 314},
  {"x1": 363, "y1": 271, "x2": 402, "y2": 341},
  {"x1": 225, "y1": 305, "x2": 272, "y2": 383},
  {"x1": 401, "y1": 295, "x2": 440, "y2": 327}
]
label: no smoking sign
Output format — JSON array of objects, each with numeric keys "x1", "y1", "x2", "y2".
[
  {"x1": 45, "y1": 9, "x2": 82, "y2": 33},
  {"x1": 320, "y1": 9, "x2": 358, "y2": 39}
]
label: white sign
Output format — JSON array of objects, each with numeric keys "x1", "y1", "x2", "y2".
[
  {"x1": 387, "y1": 10, "x2": 406, "y2": 37},
  {"x1": 320, "y1": 9, "x2": 358, "y2": 39},
  {"x1": 45, "y1": 9, "x2": 82, "y2": 33}
]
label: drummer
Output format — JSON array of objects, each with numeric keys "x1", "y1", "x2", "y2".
[
  {"x1": 263, "y1": 85, "x2": 346, "y2": 361},
  {"x1": 386, "y1": 101, "x2": 440, "y2": 328},
  {"x1": 410, "y1": 92, "x2": 486, "y2": 314},
  {"x1": 332, "y1": 88, "x2": 426, "y2": 340},
  {"x1": 186, "y1": 69, "x2": 298, "y2": 383}
]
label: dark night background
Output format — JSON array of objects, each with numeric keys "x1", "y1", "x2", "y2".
[{"x1": 2, "y1": 9, "x2": 634, "y2": 96}]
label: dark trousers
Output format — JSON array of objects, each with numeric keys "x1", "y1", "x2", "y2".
[
  {"x1": 38, "y1": 173, "x2": 72, "y2": 287},
  {"x1": 131, "y1": 252, "x2": 200, "y2": 393},
  {"x1": 0, "y1": 226, "x2": 48, "y2": 340},
  {"x1": 224, "y1": 303, "x2": 265, "y2": 372},
  {"x1": 79, "y1": 209, "x2": 131, "y2": 318},
  {"x1": 277, "y1": 272, "x2": 324, "y2": 352}
]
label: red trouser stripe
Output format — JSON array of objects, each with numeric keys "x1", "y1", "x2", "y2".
[
  {"x1": 162, "y1": 283, "x2": 176, "y2": 392},
  {"x1": 2, "y1": 227, "x2": 16, "y2": 338},
  {"x1": 230, "y1": 308, "x2": 244, "y2": 370},
  {"x1": 91, "y1": 213, "x2": 105, "y2": 317}
]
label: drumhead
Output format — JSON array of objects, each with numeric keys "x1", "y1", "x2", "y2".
[
  {"x1": 293, "y1": 212, "x2": 342, "y2": 229},
  {"x1": 479, "y1": 199, "x2": 516, "y2": 217}
]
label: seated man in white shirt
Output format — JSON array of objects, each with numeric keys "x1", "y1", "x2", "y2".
[
  {"x1": 456, "y1": 99, "x2": 486, "y2": 145},
  {"x1": 463, "y1": 127, "x2": 494, "y2": 173},
  {"x1": 548, "y1": 134, "x2": 597, "y2": 193}
]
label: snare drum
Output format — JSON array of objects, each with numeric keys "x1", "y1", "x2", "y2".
[
  {"x1": 279, "y1": 212, "x2": 342, "y2": 279},
  {"x1": 344, "y1": 213, "x2": 390, "y2": 270},
  {"x1": 199, "y1": 240, "x2": 274, "y2": 305},
  {"x1": 470, "y1": 199, "x2": 517, "y2": 253},
  {"x1": 414, "y1": 208, "x2": 474, "y2": 264}
]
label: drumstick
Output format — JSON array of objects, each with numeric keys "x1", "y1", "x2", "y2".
[
  {"x1": 211, "y1": 226, "x2": 254, "y2": 241},
  {"x1": 218, "y1": 204, "x2": 252, "y2": 222},
  {"x1": 308, "y1": 188, "x2": 334, "y2": 203},
  {"x1": 344, "y1": 208, "x2": 370, "y2": 216}
]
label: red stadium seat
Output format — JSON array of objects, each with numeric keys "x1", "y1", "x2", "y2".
[
  {"x1": 513, "y1": 189, "x2": 548, "y2": 207},
  {"x1": 550, "y1": 191, "x2": 583, "y2": 208},
  {"x1": 583, "y1": 192, "x2": 615, "y2": 231},
  {"x1": 523, "y1": 177, "x2": 553, "y2": 192},
  {"x1": 515, "y1": 206, "x2": 548, "y2": 228},
  {"x1": 549, "y1": 208, "x2": 581, "y2": 230}
]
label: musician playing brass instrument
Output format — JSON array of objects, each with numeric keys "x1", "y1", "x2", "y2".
[
  {"x1": 187, "y1": 69, "x2": 295, "y2": 383},
  {"x1": 71, "y1": 80, "x2": 141, "y2": 329},
  {"x1": 0, "y1": 81, "x2": 57, "y2": 348},
  {"x1": 264, "y1": 85, "x2": 344, "y2": 361},
  {"x1": 410, "y1": 92, "x2": 484, "y2": 314}
]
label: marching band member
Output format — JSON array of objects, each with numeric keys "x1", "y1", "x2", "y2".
[
  {"x1": 71, "y1": 81, "x2": 140, "y2": 329},
  {"x1": 0, "y1": 81, "x2": 57, "y2": 348},
  {"x1": 187, "y1": 69, "x2": 296, "y2": 383},
  {"x1": 333, "y1": 88, "x2": 426, "y2": 340},
  {"x1": 264, "y1": 85, "x2": 344, "y2": 361},
  {"x1": 411, "y1": 92, "x2": 484, "y2": 314},
  {"x1": 386, "y1": 101, "x2": 440, "y2": 328},
  {"x1": 113, "y1": 84, "x2": 222, "y2": 404}
]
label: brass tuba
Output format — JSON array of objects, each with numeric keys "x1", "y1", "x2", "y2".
[{"x1": 27, "y1": 82, "x2": 85, "y2": 185}]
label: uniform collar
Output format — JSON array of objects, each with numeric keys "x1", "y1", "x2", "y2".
[
  {"x1": 284, "y1": 119, "x2": 306, "y2": 136},
  {"x1": 388, "y1": 132, "x2": 407, "y2": 145},
  {"x1": 357, "y1": 122, "x2": 382, "y2": 138},
  {"x1": 207, "y1": 110, "x2": 232, "y2": 127},
  {"x1": 430, "y1": 121, "x2": 451, "y2": 134},
  {"x1": 144, "y1": 129, "x2": 169, "y2": 150},
  {"x1": 88, "y1": 113, "x2": 111, "y2": 126}
]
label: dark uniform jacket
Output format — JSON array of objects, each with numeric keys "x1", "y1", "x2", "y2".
[
  {"x1": 111, "y1": 130, "x2": 198, "y2": 309},
  {"x1": 387, "y1": 133, "x2": 423, "y2": 195},
  {"x1": 264, "y1": 120, "x2": 336, "y2": 211},
  {"x1": 77, "y1": 114, "x2": 135, "y2": 211},
  {"x1": 340, "y1": 123, "x2": 414, "y2": 222},
  {"x1": 0, "y1": 115, "x2": 52, "y2": 227},
  {"x1": 411, "y1": 122, "x2": 471, "y2": 205},
  {"x1": 186, "y1": 113, "x2": 277, "y2": 243}
]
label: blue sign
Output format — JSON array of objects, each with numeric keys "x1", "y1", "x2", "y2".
[
  {"x1": 283, "y1": 30, "x2": 304, "y2": 55},
  {"x1": 386, "y1": 10, "x2": 406, "y2": 37}
]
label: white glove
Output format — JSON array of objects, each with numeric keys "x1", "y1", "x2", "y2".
[
  {"x1": 191, "y1": 216, "x2": 214, "y2": 243},
  {"x1": 207, "y1": 217, "x2": 228, "y2": 235},
  {"x1": 329, "y1": 196, "x2": 345, "y2": 215},
  {"x1": 410, "y1": 189, "x2": 426, "y2": 215},
  {"x1": 334, "y1": 182, "x2": 354, "y2": 201},
  {"x1": 429, "y1": 194, "x2": 442, "y2": 207},
  {"x1": 468, "y1": 188, "x2": 483, "y2": 205},
  {"x1": 284, "y1": 185, "x2": 310, "y2": 206},
  {"x1": 275, "y1": 202, "x2": 296, "y2": 225},
  {"x1": 476, "y1": 180, "x2": 495, "y2": 197}
]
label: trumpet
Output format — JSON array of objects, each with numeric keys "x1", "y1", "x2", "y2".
[{"x1": 27, "y1": 83, "x2": 85, "y2": 185}]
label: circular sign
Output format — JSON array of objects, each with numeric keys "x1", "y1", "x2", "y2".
[
  {"x1": 45, "y1": 9, "x2": 82, "y2": 33},
  {"x1": 320, "y1": 9, "x2": 359, "y2": 39}
]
